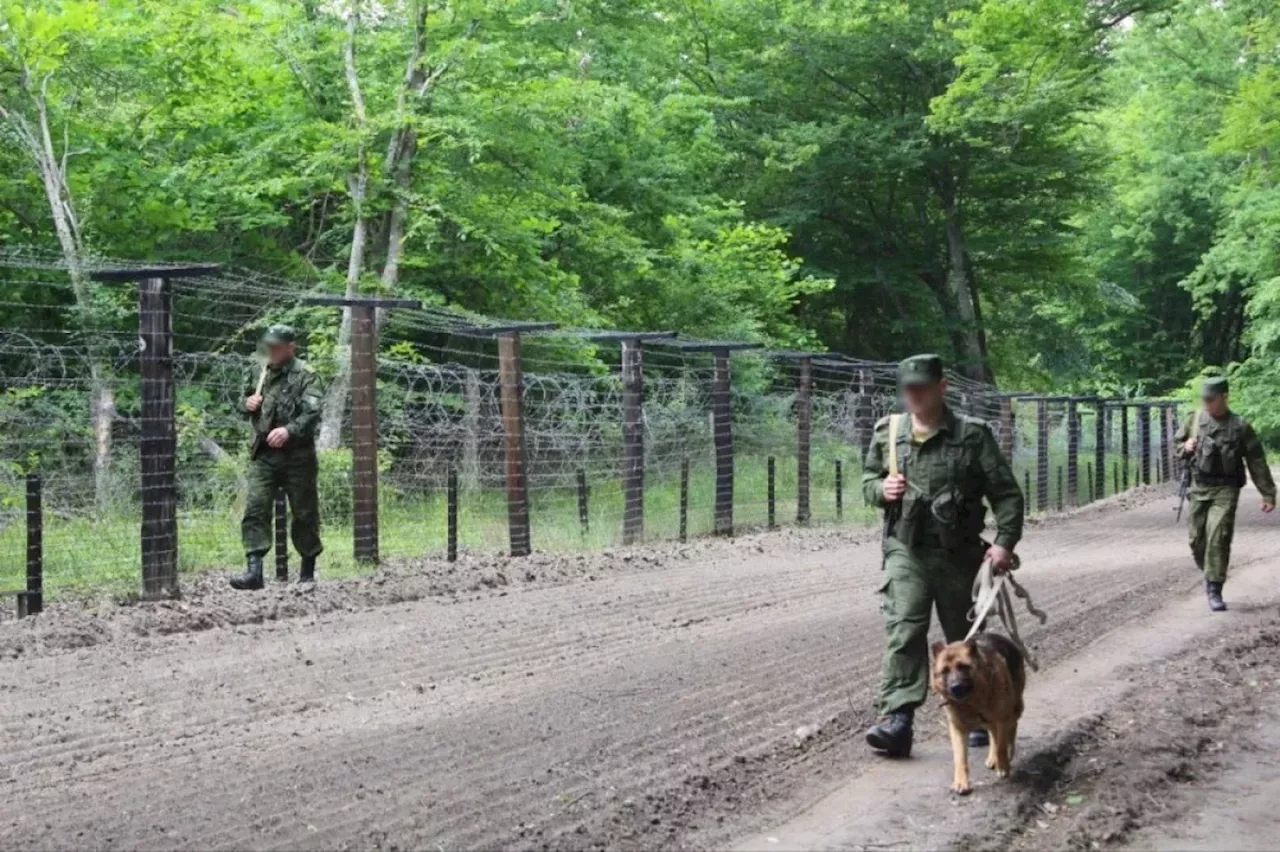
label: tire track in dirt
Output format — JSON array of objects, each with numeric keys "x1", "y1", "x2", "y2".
[{"x1": 1, "y1": 488, "x2": 1272, "y2": 851}]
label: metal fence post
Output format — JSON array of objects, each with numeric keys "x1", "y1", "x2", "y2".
[
  {"x1": 767, "y1": 456, "x2": 776, "y2": 530},
  {"x1": 796, "y1": 357, "x2": 812, "y2": 525},
  {"x1": 447, "y1": 467, "x2": 458, "y2": 562},
  {"x1": 498, "y1": 332, "x2": 532, "y2": 556},
  {"x1": 1036, "y1": 399, "x2": 1050, "y2": 513},
  {"x1": 712, "y1": 348, "x2": 734, "y2": 536},
  {"x1": 18, "y1": 472, "x2": 43, "y2": 618},
  {"x1": 620, "y1": 338, "x2": 645, "y2": 545},
  {"x1": 1094, "y1": 399, "x2": 1106, "y2": 504},
  {"x1": 1120, "y1": 404, "x2": 1130, "y2": 488},
  {"x1": 303, "y1": 295, "x2": 422, "y2": 565},
  {"x1": 274, "y1": 488, "x2": 288, "y2": 581},
  {"x1": 1138, "y1": 402, "x2": 1152, "y2": 485},
  {"x1": 1066, "y1": 398, "x2": 1079, "y2": 507},
  {"x1": 576, "y1": 469, "x2": 590, "y2": 537},
  {"x1": 90, "y1": 264, "x2": 220, "y2": 598}
]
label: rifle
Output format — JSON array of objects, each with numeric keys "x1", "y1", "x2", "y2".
[
  {"x1": 1174, "y1": 408, "x2": 1201, "y2": 523},
  {"x1": 1175, "y1": 462, "x2": 1191, "y2": 523}
]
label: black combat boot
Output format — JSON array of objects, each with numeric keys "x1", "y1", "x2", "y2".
[
  {"x1": 299, "y1": 555, "x2": 316, "y2": 584},
  {"x1": 969, "y1": 729, "x2": 989, "y2": 748},
  {"x1": 866, "y1": 708, "x2": 914, "y2": 758},
  {"x1": 230, "y1": 553, "x2": 265, "y2": 591},
  {"x1": 1206, "y1": 581, "x2": 1227, "y2": 612}
]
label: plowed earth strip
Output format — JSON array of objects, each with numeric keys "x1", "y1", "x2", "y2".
[{"x1": 0, "y1": 486, "x2": 1274, "y2": 851}]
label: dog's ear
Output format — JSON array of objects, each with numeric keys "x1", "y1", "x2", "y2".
[
  {"x1": 965, "y1": 637, "x2": 979, "y2": 658},
  {"x1": 931, "y1": 640, "x2": 946, "y2": 659}
]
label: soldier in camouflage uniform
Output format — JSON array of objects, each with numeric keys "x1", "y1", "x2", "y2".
[
  {"x1": 232, "y1": 325, "x2": 324, "y2": 590},
  {"x1": 1175, "y1": 376, "x2": 1275, "y2": 612},
  {"x1": 861, "y1": 355, "x2": 1025, "y2": 758}
]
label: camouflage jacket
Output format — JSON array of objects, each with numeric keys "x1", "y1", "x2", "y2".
[
  {"x1": 241, "y1": 357, "x2": 323, "y2": 447},
  {"x1": 861, "y1": 406, "x2": 1024, "y2": 552},
  {"x1": 1175, "y1": 411, "x2": 1276, "y2": 500}
]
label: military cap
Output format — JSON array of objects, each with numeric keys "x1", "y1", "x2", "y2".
[
  {"x1": 261, "y1": 324, "x2": 297, "y2": 345},
  {"x1": 898, "y1": 353, "x2": 945, "y2": 386},
  {"x1": 1201, "y1": 376, "x2": 1229, "y2": 398}
]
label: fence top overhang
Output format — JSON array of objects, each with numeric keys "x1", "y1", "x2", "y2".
[
  {"x1": 577, "y1": 330, "x2": 679, "y2": 342},
  {"x1": 302, "y1": 295, "x2": 423, "y2": 310},
  {"x1": 89, "y1": 264, "x2": 223, "y2": 282},
  {"x1": 452, "y1": 321, "x2": 560, "y2": 338},
  {"x1": 651, "y1": 340, "x2": 764, "y2": 353}
]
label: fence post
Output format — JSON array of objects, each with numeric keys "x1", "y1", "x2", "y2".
[
  {"x1": 679, "y1": 458, "x2": 689, "y2": 543},
  {"x1": 576, "y1": 469, "x2": 589, "y2": 537},
  {"x1": 1113, "y1": 461, "x2": 1120, "y2": 496},
  {"x1": 90, "y1": 264, "x2": 220, "y2": 598},
  {"x1": 1024, "y1": 469, "x2": 1032, "y2": 511},
  {"x1": 854, "y1": 368, "x2": 874, "y2": 461},
  {"x1": 1138, "y1": 403, "x2": 1152, "y2": 485},
  {"x1": 1161, "y1": 405, "x2": 1173, "y2": 484},
  {"x1": 138, "y1": 276, "x2": 179, "y2": 598},
  {"x1": 621, "y1": 338, "x2": 645, "y2": 545},
  {"x1": 1036, "y1": 399, "x2": 1049, "y2": 513},
  {"x1": 1094, "y1": 399, "x2": 1106, "y2": 505},
  {"x1": 303, "y1": 295, "x2": 421, "y2": 565},
  {"x1": 447, "y1": 467, "x2": 458, "y2": 562},
  {"x1": 712, "y1": 348, "x2": 734, "y2": 536},
  {"x1": 796, "y1": 356, "x2": 812, "y2": 525},
  {"x1": 1087, "y1": 462, "x2": 1095, "y2": 503},
  {"x1": 998, "y1": 396, "x2": 1014, "y2": 461},
  {"x1": 274, "y1": 488, "x2": 288, "y2": 581},
  {"x1": 1057, "y1": 467, "x2": 1064, "y2": 512},
  {"x1": 767, "y1": 456, "x2": 776, "y2": 530},
  {"x1": 1066, "y1": 398, "x2": 1079, "y2": 507},
  {"x1": 835, "y1": 459, "x2": 844, "y2": 520},
  {"x1": 350, "y1": 304, "x2": 380, "y2": 563},
  {"x1": 1120, "y1": 404, "x2": 1130, "y2": 488},
  {"x1": 18, "y1": 472, "x2": 43, "y2": 618},
  {"x1": 498, "y1": 331, "x2": 532, "y2": 557}
]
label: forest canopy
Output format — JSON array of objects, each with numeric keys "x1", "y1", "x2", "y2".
[{"x1": 4, "y1": 0, "x2": 1280, "y2": 436}]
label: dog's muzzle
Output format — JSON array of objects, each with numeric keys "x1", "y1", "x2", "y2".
[{"x1": 947, "y1": 680, "x2": 973, "y2": 700}]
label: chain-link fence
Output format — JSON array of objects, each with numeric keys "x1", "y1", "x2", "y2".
[{"x1": 0, "y1": 250, "x2": 1183, "y2": 606}]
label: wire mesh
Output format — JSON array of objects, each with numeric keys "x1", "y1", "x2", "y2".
[{"x1": 0, "y1": 250, "x2": 1183, "y2": 604}]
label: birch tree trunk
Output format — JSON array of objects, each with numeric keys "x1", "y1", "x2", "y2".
[
  {"x1": 317, "y1": 2, "x2": 370, "y2": 450},
  {"x1": 1, "y1": 73, "x2": 116, "y2": 510}
]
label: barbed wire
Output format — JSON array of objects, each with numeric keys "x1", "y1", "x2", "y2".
[{"x1": 0, "y1": 250, "x2": 1184, "y2": 604}]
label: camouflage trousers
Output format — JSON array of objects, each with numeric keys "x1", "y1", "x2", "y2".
[
  {"x1": 876, "y1": 539, "x2": 984, "y2": 715},
  {"x1": 241, "y1": 448, "x2": 323, "y2": 559},
  {"x1": 1186, "y1": 484, "x2": 1239, "y2": 584}
]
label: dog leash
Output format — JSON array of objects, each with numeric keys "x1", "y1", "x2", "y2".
[{"x1": 965, "y1": 556, "x2": 1048, "y2": 671}]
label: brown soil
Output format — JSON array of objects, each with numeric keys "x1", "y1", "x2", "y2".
[
  {"x1": 0, "y1": 484, "x2": 1275, "y2": 851},
  {"x1": 963, "y1": 623, "x2": 1280, "y2": 852}
]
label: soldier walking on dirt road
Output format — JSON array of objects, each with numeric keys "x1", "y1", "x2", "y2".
[
  {"x1": 231, "y1": 325, "x2": 325, "y2": 590},
  {"x1": 860, "y1": 354, "x2": 1025, "y2": 758},
  {"x1": 1176, "y1": 376, "x2": 1275, "y2": 612}
]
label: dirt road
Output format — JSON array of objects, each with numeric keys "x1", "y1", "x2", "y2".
[{"x1": 0, "y1": 485, "x2": 1275, "y2": 851}]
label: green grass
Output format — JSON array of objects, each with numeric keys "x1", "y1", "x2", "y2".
[{"x1": 1, "y1": 444, "x2": 1169, "y2": 601}]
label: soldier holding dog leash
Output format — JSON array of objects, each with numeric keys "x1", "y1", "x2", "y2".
[{"x1": 861, "y1": 354, "x2": 1025, "y2": 759}]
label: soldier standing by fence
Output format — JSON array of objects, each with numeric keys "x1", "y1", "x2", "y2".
[
  {"x1": 861, "y1": 354, "x2": 1025, "y2": 758},
  {"x1": 232, "y1": 325, "x2": 325, "y2": 590},
  {"x1": 1176, "y1": 376, "x2": 1275, "y2": 612}
]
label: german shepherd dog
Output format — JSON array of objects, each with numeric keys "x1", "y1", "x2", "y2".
[{"x1": 931, "y1": 633, "x2": 1026, "y2": 794}]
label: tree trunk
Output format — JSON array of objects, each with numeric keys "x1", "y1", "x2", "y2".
[
  {"x1": 942, "y1": 200, "x2": 994, "y2": 384},
  {"x1": 317, "y1": 2, "x2": 370, "y2": 451},
  {"x1": 2, "y1": 76, "x2": 115, "y2": 510}
]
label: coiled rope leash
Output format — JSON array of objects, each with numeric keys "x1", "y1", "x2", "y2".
[{"x1": 965, "y1": 556, "x2": 1048, "y2": 671}]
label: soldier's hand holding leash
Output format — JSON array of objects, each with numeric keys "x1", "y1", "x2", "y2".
[
  {"x1": 265, "y1": 427, "x2": 290, "y2": 449},
  {"x1": 986, "y1": 543, "x2": 1015, "y2": 574},
  {"x1": 245, "y1": 394, "x2": 263, "y2": 413}
]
